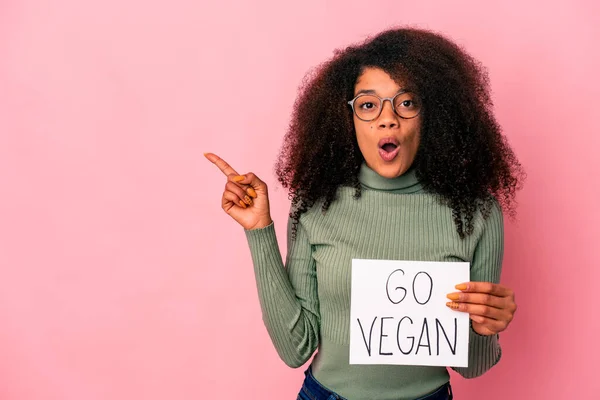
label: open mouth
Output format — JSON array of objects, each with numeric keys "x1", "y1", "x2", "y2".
[
  {"x1": 378, "y1": 137, "x2": 400, "y2": 162},
  {"x1": 381, "y1": 143, "x2": 397, "y2": 152}
]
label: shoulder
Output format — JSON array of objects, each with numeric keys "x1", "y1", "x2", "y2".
[
  {"x1": 485, "y1": 198, "x2": 504, "y2": 225},
  {"x1": 288, "y1": 186, "x2": 360, "y2": 231},
  {"x1": 472, "y1": 198, "x2": 504, "y2": 241}
]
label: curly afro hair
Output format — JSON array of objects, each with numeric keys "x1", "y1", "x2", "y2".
[{"x1": 276, "y1": 27, "x2": 524, "y2": 238}]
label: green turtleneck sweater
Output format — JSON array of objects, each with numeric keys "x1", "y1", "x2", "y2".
[{"x1": 245, "y1": 164, "x2": 503, "y2": 400}]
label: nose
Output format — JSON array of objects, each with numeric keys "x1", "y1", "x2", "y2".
[{"x1": 377, "y1": 99, "x2": 399, "y2": 129}]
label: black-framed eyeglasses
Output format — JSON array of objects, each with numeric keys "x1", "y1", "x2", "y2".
[{"x1": 347, "y1": 91, "x2": 422, "y2": 121}]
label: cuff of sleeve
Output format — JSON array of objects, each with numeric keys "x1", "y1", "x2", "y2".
[
  {"x1": 245, "y1": 221, "x2": 277, "y2": 249},
  {"x1": 244, "y1": 221, "x2": 287, "y2": 285},
  {"x1": 469, "y1": 321, "x2": 501, "y2": 357},
  {"x1": 453, "y1": 330, "x2": 501, "y2": 378},
  {"x1": 470, "y1": 329, "x2": 502, "y2": 368},
  {"x1": 470, "y1": 329, "x2": 500, "y2": 349}
]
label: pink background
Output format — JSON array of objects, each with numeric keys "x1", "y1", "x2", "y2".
[{"x1": 1, "y1": 1, "x2": 599, "y2": 399}]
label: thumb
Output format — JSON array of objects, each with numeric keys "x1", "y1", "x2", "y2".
[{"x1": 235, "y1": 172, "x2": 267, "y2": 196}]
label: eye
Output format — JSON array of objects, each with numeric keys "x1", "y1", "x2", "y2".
[
  {"x1": 355, "y1": 95, "x2": 380, "y2": 113},
  {"x1": 398, "y1": 100, "x2": 415, "y2": 109},
  {"x1": 360, "y1": 102, "x2": 376, "y2": 110},
  {"x1": 394, "y1": 92, "x2": 421, "y2": 111}
]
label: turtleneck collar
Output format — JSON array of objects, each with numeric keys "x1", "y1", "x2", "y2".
[{"x1": 358, "y1": 163, "x2": 423, "y2": 194}]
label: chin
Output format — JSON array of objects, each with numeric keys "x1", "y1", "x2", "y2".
[{"x1": 373, "y1": 162, "x2": 407, "y2": 178}]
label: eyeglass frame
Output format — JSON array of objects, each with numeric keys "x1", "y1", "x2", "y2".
[{"x1": 347, "y1": 90, "x2": 423, "y2": 121}]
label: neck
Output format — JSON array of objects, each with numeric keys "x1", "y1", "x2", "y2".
[{"x1": 358, "y1": 163, "x2": 423, "y2": 194}]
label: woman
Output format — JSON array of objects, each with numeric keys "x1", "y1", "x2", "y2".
[{"x1": 205, "y1": 27, "x2": 523, "y2": 400}]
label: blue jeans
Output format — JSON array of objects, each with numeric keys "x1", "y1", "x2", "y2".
[{"x1": 297, "y1": 367, "x2": 453, "y2": 400}]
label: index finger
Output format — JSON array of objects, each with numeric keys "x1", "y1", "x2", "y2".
[
  {"x1": 204, "y1": 152, "x2": 239, "y2": 177},
  {"x1": 455, "y1": 282, "x2": 513, "y2": 297}
]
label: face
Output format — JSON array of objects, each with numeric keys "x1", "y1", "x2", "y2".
[{"x1": 352, "y1": 67, "x2": 422, "y2": 178}]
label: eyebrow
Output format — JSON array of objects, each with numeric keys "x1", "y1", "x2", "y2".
[{"x1": 354, "y1": 88, "x2": 409, "y2": 96}]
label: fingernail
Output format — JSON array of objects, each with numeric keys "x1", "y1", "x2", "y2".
[
  {"x1": 244, "y1": 195, "x2": 252, "y2": 205},
  {"x1": 446, "y1": 293, "x2": 461, "y2": 301},
  {"x1": 247, "y1": 188, "x2": 257, "y2": 198},
  {"x1": 238, "y1": 200, "x2": 247, "y2": 209},
  {"x1": 455, "y1": 284, "x2": 468, "y2": 291},
  {"x1": 446, "y1": 302, "x2": 460, "y2": 310},
  {"x1": 233, "y1": 175, "x2": 245, "y2": 182}
]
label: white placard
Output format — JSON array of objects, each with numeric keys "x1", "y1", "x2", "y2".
[{"x1": 349, "y1": 259, "x2": 470, "y2": 367}]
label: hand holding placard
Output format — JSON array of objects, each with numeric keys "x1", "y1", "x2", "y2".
[{"x1": 446, "y1": 281, "x2": 517, "y2": 336}]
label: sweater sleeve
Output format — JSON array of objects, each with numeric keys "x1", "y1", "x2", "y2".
[
  {"x1": 244, "y1": 216, "x2": 320, "y2": 368},
  {"x1": 452, "y1": 202, "x2": 504, "y2": 378}
]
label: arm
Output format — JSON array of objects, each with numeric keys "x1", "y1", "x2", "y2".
[
  {"x1": 451, "y1": 202, "x2": 503, "y2": 378},
  {"x1": 203, "y1": 152, "x2": 319, "y2": 368},
  {"x1": 245, "y1": 215, "x2": 320, "y2": 368}
]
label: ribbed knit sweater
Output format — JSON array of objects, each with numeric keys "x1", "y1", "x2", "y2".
[{"x1": 245, "y1": 163, "x2": 503, "y2": 400}]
